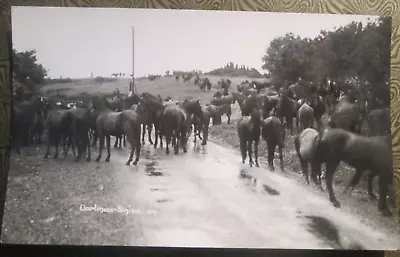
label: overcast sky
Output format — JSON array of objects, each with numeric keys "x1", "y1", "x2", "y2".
[{"x1": 12, "y1": 7, "x2": 377, "y2": 79}]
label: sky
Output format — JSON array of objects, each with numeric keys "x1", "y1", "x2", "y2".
[{"x1": 12, "y1": 7, "x2": 378, "y2": 79}]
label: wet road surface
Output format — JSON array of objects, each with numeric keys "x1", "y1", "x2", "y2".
[{"x1": 2, "y1": 139, "x2": 399, "y2": 249}]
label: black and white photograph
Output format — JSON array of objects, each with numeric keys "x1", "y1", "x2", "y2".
[{"x1": 2, "y1": 6, "x2": 399, "y2": 249}]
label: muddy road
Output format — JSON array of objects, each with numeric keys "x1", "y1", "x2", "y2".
[{"x1": 1, "y1": 138, "x2": 399, "y2": 249}]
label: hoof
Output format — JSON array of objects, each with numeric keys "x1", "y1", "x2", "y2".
[
  {"x1": 86, "y1": 158, "x2": 91, "y2": 162},
  {"x1": 43, "y1": 155, "x2": 49, "y2": 159},
  {"x1": 142, "y1": 141, "x2": 145, "y2": 145},
  {"x1": 125, "y1": 161, "x2": 131, "y2": 166},
  {"x1": 369, "y1": 194, "x2": 378, "y2": 201},
  {"x1": 132, "y1": 160, "x2": 138, "y2": 165},
  {"x1": 53, "y1": 155, "x2": 58, "y2": 159},
  {"x1": 95, "y1": 158, "x2": 101, "y2": 162},
  {"x1": 74, "y1": 158, "x2": 80, "y2": 162},
  {"x1": 201, "y1": 142, "x2": 206, "y2": 146},
  {"x1": 255, "y1": 163, "x2": 260, "y2": 168},
  {"x1": 332, "y1": 201, "x2": 341, "y2": 208},
  {"x1": 105, "y1": 158, "x2": 110, "y2": 162},
  {"x1": 149, "y1": 141, "x2": 154, "y2": 145},
  {"x1": 380, "y1": 208, "x2": 392, "y2": 217}
]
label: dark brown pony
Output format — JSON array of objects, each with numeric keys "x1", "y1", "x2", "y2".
[
  {"x1": 309, "y1": 95, "x2": 326, "y2": 131},
  {"x1": 276, "y1": 94, "x2": 301, "y2": 135},
  {"x1": 12, "y1": 96, "x2": 44, "y2": 153},
  {"x1": 107, "y1": 93, "x2": 141, "y2": 148},
  {"x1": 199, "y1": 78, "x2": 211, "y2": 91},
  {"x1": 237, "y1": 109, "x2": 262, "y2": 167},
  {"x1": 187, "y1": 113, "x2": 203, "y2": 144},
  {"x1": 63, "y1": 107, "x2": 92, "y2": 162},
  {"x1": 43, "y1": 107, "x2": 75, "y2": 160},
  {"x1": 231, "y1": 92, "x2": 246, "y2": 115},
  {"x1": 213, "y1": 91, "x2": 223, "y2": 99},
  {"x1": 194, "y1": 75, "x2": 200, "y2": 85},
  {"x1": 328, "y1": 96, "x2": 364, "y2": 134},
  {"x1": 261, "y1": 116, "x2": 285, "y2": 172},
  {"x1": 203, "y1": 104, "x2": 220, "y2": 125},
  {"x1": 220, "y1": 79, "x2": 231, "y2": 95},
  {"x1": 94, "y1": 97, "x2": 141, "y2": 165},
  {"x1": 161, "y1": 105, "x2": 188, "y2": 155},
  {"x1": 316, "y1": 128, "x2": 394, "y2": 217},
  {"x1": 210, "y1": 95, "x2": 233, "y2": 106},
  {"x1": 366, "y1": 108, "x2": 390, "y2": 137},
  {"x1": 216, "y1": 104, "x2": 232, "y2": 124},
  {"x1": 140, "y1": 92, "x2": 167, "y2": 148},
  {"x1": 261, "y1": 94, "x2": 279, "y2": 119},
  {"x1": 242, "y1": 94, "x2": 262, "y2": 117},
  {"x1": 176, "y1": 99, "x2": 205, "y2": 146}
]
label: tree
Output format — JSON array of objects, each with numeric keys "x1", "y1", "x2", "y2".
[
  {"x1": 261, "y1": 17, "x2": 391, "y2": 106},
  {"x1": 13, "y1": 49, "x2": 47, "y2": 85}
]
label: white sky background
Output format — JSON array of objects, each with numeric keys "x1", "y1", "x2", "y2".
[{"x1": 12, "y1": 7, "x2": 378, "y2": 79}]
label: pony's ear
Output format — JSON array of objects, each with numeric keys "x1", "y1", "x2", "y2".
[{"x1": 197, "y1": 100, "x2": 200, "y2": 103}]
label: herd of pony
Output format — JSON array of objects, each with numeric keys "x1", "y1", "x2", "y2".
[{"x1": 11, "y1": 76, "x2": 395, "y2": 218}]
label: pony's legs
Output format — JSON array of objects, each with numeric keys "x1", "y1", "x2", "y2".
[
  {"x1": 105, "y1": 135, "x2": 111, "y2": 162},
  {"x1": 367, "y1": 171, "x2": 378, "y2": 200},
  {"x1": 141, "y1": 124, "x2": 146, "y2": 145},
  {"x1": 44, "y1": 130, "x2": 53, "y2": 159},
  {"x1": 174, "y1": 130, "x2": 180, "y2": 155},
  {"x1": 267, "y1": 143, "x2": 275, "y2": 171},
  {"x1": 343, "y1": 169, "x2": 364, "y2": 195},
  {"x1": 254, "y1": 140, "x2": 259, "y2": 167},
  {"x1": 166, "y1": 135, "x2": 171, "y2": 155},
  {"x1": 325, "y1": 161, "x2": 341, "y2": 208},
  {"x1": 85, "y1": 131, "x2": 91, "y2": 161},
  {"x1": 311, "y1": 162, "x2": 323, "y2": 191},
  {"x1": 147, "y1": 123, "x2": 153, "y2": 145},
  {"x1": 247, "y1": 140, "x2": 253, "y2": 167},
  {"x1": 378, "y1": 172, "x2": 392, "y2": 216},
  {"x1": 279, "y1": 144, "x2": 284, "y2": 174},
  {"x1": 95, "y1": 134, "x2": 104, "y2": 162}
]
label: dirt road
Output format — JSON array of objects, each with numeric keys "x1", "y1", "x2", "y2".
[{"x1": 2, "y1": 139, "x2": 399, "y2": 249}]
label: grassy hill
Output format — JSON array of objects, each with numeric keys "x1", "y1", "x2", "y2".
[
  {"x1": 40, "y1": 74, "x2": 267, "y2": 102},
  {"x1": 206, "y1": 63, "x2": 265, "y2": 78}
]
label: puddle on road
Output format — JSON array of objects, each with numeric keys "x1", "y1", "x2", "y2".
[
  {"x1": 145, "y1": 161, "x2": 163, "y2": 176},
  {"x1": 156, "y1": 198, "x2": 171, "y2": 203},
  {"x1": 150, "y1": 188, "x2": 168, "y2": 192},
  {"x1": 262, "y1": 184, "x2": 280, "y2": 196},
  {"x1": 302, "y1": 215, "x2": 364, "y2": 250},
  {"x1": 239, "y1": 169, "x2": 280, "y2": 196},
  {"x1": 239, "y1": 169, "x2": 254, "y2": 180},
  {"x1": 192, "y1": 144, "x2": 207, "y2": 155}
]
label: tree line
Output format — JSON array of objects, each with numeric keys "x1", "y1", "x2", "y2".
[{"x1": 261, "y1": 17, "x2": 391, "y2": 107}]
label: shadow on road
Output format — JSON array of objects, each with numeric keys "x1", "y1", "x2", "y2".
[{"x1": 303, "y1": 215, "x2": 365, "y2": 250}]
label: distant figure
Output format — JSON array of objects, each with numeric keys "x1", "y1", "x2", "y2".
[
  {"x1": 113, "y1": 88, "x2": 121, "y2": 100},
  {"x1": 129, "y1": 80, "x2": 136, "y2": 95}
]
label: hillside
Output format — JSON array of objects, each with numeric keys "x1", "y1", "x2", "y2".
[{"x1": 206, "y1": 62, "x2": 264, "y2": 78}]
